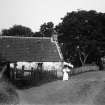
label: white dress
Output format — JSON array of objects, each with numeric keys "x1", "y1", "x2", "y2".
[{"x1": 63, "y1": 68, "x2": 70, "y2": 81}]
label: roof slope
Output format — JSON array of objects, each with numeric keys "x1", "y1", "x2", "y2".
[{"x1": 0, "y1": 36, "x2": 61, "y2": 62}]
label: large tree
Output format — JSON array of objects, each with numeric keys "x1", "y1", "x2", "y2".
[
  {"x1": 56, "y1": 10, "x2": 105, "y2": 67},
  {"x1": 2, "y1": 25, "x2": 33, "y2": 37}
]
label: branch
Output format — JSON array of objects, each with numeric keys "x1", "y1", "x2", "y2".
[
  {"x1": 78, "y1": 51, "x2": 84, "y2": 65},
  {"x1": 84, "y1": 54, "x2": 89, "y2": 64}
]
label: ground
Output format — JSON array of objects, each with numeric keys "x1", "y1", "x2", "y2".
[{"x1": 17, "y1": 71, "x2": 105, "y2": 105}]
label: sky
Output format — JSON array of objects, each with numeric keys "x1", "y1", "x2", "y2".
[{"x1": 0, "y1": 0, "x2": 105, "y2": 32}]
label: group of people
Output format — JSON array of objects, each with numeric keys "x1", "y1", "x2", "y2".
[{"x1": 62, "y1": 62, "x2": 73, "y2": 81}]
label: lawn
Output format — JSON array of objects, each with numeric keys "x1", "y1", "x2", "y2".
[{"x1": 17, "y1": 71, "x2": 105, "y2": 105}]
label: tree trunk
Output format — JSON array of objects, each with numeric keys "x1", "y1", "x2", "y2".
[{"x1": 79, "y1": 52, "x2": 89, "y2": 66}]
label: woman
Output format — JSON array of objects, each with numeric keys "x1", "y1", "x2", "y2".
[{"x1": 62, "y1": 65, "x2": 71, "y2": 81}]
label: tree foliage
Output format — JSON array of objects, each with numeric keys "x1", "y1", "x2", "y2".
[
  {"x1": 40, "y1": 22, "x2": 54, "y2": 37},
  {"x1": 33, "y1": 32, "x2": 42, "y2": 37},
  {"x1": 2, "y1": 25, "x2": 33, "y2": 37},
  {"x1": 33, "y1": 22, "x2": 54, "y2": 37},
  {"x1": 56, "y1": 10, "x2": 105, "y2": 67}
]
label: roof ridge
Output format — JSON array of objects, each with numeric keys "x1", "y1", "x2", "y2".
[{"x1": 54, "y1": 42, "x2": 64, "y2": 61}]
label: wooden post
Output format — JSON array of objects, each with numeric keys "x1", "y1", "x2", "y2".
[
  {"x1": 22, "y1": 65, "x2": 24, "y2": 79},
  {"x1": 30, "y1": 68, "x2": 32, "y2": 81},
  {"x1": 0, "y1": 64, "x2": 7, "y2": 79},
  {"x1": 14, "y1": 63, "x2": 17, "y2": 80}
]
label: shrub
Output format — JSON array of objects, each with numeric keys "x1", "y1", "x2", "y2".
[{"x1": 0, "y1": 78, "x2": 19, "y2": 104}]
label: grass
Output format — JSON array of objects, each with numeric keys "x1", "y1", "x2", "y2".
[
  {"x1": 1, "y1": 64, "x2": 105, "y2": 105},
  {"x1": 93, "y1": 84, "x2": 105, "y2": 105},
  {"x1": 17, "y1": 71, "x2": 105, "y2": 105}
]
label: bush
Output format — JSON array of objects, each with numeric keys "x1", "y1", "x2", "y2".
[{"x1": 0, "y1": 78, "x2": 19, "y2": 104}]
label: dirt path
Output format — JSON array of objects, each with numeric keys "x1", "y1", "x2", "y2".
[{"x1": 17, "y1": 71, "x2": 105, "y2": 105}]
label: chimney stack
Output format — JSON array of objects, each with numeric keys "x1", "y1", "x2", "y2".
[{"x1": 51, "y1": 30, "x2": 58, "y2": 42}]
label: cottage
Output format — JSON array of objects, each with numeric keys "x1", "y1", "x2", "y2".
[{"x1": 0, "y1": 34, "x2": 63, "y2": 78}]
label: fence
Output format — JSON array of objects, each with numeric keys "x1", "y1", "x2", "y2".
[
  {"x1": 71, "y1": 64, "x2": 99, "y2": 75},
  {"x1": 10, "y1": 68, "x2": 58, "y2": 82}
]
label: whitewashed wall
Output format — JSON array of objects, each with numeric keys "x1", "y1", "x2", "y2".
[
  {"x1": 10, "y1": 62, "x2": 38, "y2": 70},
  {"x1": 42, "y1": 62, "x2": 63, "y2": 71},
  {"x1": 10, "y1": 62, "x2": 63, "y2": 71}
]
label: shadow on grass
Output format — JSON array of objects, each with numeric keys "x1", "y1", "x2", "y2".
[{"x1": 11, "y1": 73, "x2": 62, "y2": 89}]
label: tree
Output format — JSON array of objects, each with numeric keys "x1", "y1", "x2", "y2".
[
  {"x1": 2, "y1": 25, "x2": 34, "y2": 37},
  {"x1": 33, "y1": 32, "x2": 42, "y2": 37},
  {"x1": 33, "y1": 22, "x2": 54, "y2": 37},
  {"x1": 56, "y1": 10, "x2": 105, "y2": 66},
  {"x1": 40, "y1": 22, "x2": 54, "y2": 37}
]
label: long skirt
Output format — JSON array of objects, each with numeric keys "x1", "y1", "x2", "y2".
[{"x1": 63, "y1": 72, "x2": 69, "y2": 81}]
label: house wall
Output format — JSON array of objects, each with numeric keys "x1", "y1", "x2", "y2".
[
  {"x1": 10, "y1": 62, "x2": 63, "y2": 77},
  {"x1": 10, "y1": 62, "x2": 63, "y2": 70},
  {"x1": 10, "y1": 62, "x2": 38, "y2": 70},
  {"x1": 42, "y1": 62, "x2": 63, "y2": 71},
  {"x1": 43, "y1": 62, "x2": 63, "y2": 77}
]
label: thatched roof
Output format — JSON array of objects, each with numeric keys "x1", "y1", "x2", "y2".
[{"x1": 0, "y1": 36, "x2": 62, "y2": 62}]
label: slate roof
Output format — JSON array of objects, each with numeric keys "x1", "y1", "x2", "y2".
[{"x1": 0, "y1": 36, "x2": 62, "y2": 62}]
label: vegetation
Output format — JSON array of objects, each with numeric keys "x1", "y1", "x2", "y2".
[
  {"x1": 1, "y1": 25, "x2": 34, "y2": 37},
  {"x1": 56, "y1": 10, "x2": 105, "y2": 67},
  {"x1": 33, "y1": 21, "x2": 54, "y2": 37}
]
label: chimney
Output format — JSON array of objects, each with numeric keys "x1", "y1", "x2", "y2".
[{"x1": 51, "y1": 30, "x2": 58, "y2": 42}]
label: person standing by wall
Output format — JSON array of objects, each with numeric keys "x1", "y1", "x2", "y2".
[
  {"x1": 62, "y1": 62, "x2": 73, "y2": 81},
  {"x1": 62, "y1": 65, "x2": 70, "y2": 81}
]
